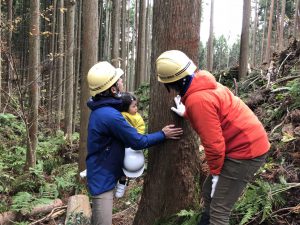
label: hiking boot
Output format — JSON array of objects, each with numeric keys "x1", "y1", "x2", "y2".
[{"x1": 115, "y1": 182, "x2": 127, "y2": 198}]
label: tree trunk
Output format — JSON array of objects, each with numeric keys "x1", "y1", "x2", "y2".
[
  {"x1": 239, "y1": 0, "x2": 251, "y2": 80},
  {"x1": 134, "y1": 0, "x2": 147, "y2": 89},
  {"x1": 252, "y1": 0, "x2": 258, "y2": 66},
  {"x1": 260, "y1": 0, "x2": 268, "y2": 64},
  {"x1": 48, "y1": 0, "x2": 57, "y2": 125},
  {"x1": 7, "y1": 0, "x2": 13, "y2": 94},
  {"x1": 121, "y1": 0, "x2": 127, "y2": 73},
  {"x1": 207, "y1": 0, "x2": 214, "y2": 71},
  {"x1": 279, "y1": 0, "x2": 286, "y2": 51},
  {"x1": 78, "y1": 0, "x2": 99, "y2": 175},
  {"x1": 111, "y1": 0, "x2": 121, "y2": 67},
  {"x1": 56, "y1": 0, "x2": 64, "y2": 131},
  {"x1": 26, "y1": 0, "x2": 40, "y2": 170},
  {"x1": 133, "y1": 0, "x2": 202, "y2": 224},
  {"x1": 64, "y1": 0, "x2": 76, "y2": 142},
  {"x1": 294, "y1": 0, "x2": 300, "y2": 38},
  {"x1": 265, "y1": 0, "x2": 274, "y2": 63},
  {"x1": 103, "y1": 0, "x2": 111, "y2": 60},
  {"x1": 73, "y1": 0, "x2": 82, "y2": 133},
  {"x1": 145, "y1": 0, "x2": 152, "y2": 83}
]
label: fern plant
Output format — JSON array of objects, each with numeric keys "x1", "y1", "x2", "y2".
[{"x1": 232, "y1": 179, "x2": 299, "y2": 224}]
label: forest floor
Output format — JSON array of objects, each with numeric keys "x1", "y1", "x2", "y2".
[{"x1": 0, "y1": 38, "x2": 299, "y2": 225}]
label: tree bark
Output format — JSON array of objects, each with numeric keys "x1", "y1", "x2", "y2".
[
  {"x1": 252, "y1": 0, "x2": 258, "y2": 66},
  {"x1": 111, "y1": 0, "x2": 121, "y2": 67},
  {"x1": 134, "y1": 0, "x2": 147, "y2": 89},
  {"x1": 7, "y1": 0, "x2": 13, "y2": 94},
  {"x1": 0, "y1": 0, "x2": 2, "y2": 108},
  {"x1": 133, "y1": 0, "x2": 202, "y2": 224},
  {"x1": 279, "y1": 0, "x2": 286, "y2": 51},
  {"x1": 64, "y1": 0, "x2": 76, "y2": 142},
  {"x1": 260, "y1": 0, "x2": 268, "y2": 64},
  {"x1": 26, "y1": 0, "x2": 40, "y2": 170},
  {"x1": 294, "y1": 0, "x2": 300, "y2": 38},
  {"x1": 265, "y1": 0, "x2": 274, "y2": 63},
  {"x1": 103, "y1": 0, "x2": 111, "y2": 60},
  {"x1": 78, "y1": 0, "x2": 99, "y2": 175},
  {"x1": 56, "y1": 0, "x2": 64, "y2": 131},
  {"x1": 121, "y1": 0, "x2": 127, "y2": 73},
  {"x1": 239, "y1": 0, "x2": 251, "y2": 80},
  {"x1": 207, "y1": 0, "x2": 214, "y2": 71}
]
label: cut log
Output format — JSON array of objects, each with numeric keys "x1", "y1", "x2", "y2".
[
  {"x1": 64, "y1": 194, "x2": 91, "y2": 225},
  {"x1": 29, "y1": 198, "x2": 63, "y2": 216}
]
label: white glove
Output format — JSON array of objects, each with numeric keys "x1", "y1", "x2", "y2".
[
  {"x1": 171, "y1": 95, "x2": 186, "y2": 117},
  {"x1": 211, "y1": 175, "x2": 219, "y2": 198}
]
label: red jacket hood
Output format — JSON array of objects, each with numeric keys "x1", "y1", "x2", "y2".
[{"x1": 182, "y1": 70, "x2": 217, "y2": 103}]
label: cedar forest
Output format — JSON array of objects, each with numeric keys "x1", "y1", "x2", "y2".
[{"x1": 0, "y1": 0, "x2": 299, "y2": 224}]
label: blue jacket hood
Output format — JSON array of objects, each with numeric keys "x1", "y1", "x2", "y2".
[{"x1": 87, "y1": 97, "x2": 123, "y2": 111}]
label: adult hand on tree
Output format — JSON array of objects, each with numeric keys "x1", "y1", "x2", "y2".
[{"x1": 162, "y1": 124, "x2": 183, "y2": 139}]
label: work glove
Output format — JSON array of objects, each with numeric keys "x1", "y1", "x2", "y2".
[
  {"x1": 171, "y1": 95, "x2": 186, "y2": 117},
  {"x1": 211, "y1": 175, "x2": 219, "y2": 198}
]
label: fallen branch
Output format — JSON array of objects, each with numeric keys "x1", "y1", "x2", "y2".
[
  {"x1": 277, "y1": 52, "x2": 293, "y2": 76},
  {"x1": 272, "y1": 75, "x2": 300, "y2": 85},
  {"x1": 270, "y1": 110, "x2": 290, "y2": 137},
  {"x1": 29, "y1": 206, "x2": 67, "y2": 225}
]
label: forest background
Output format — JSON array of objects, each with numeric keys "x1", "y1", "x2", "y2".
[{"x1": 0, "y1": 0, "x2": 300, "y2": 224}]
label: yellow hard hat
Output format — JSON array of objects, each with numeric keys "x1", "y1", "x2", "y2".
[
  {"x1": 87, "y1": 61, "x2": 124, "y2": 96},
  {"x1": 156, "y1": 50, "x2": 197, "y2": 83}
]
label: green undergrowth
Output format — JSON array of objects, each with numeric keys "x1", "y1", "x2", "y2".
[{"x1": 0, "y1": 113, "x2": 85, "y2": 214}]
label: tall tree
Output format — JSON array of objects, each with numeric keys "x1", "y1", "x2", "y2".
[
  {"x1": 265, "y1": 0, "x2": 275, "y2": 62},
  {"x1": 111, "y1": 0, "x2": 121, "y2": 67},
  {"x1": 279, "y1": 0, "x2": 286, "y2": 51},
  {"x1": 7, "y1": 0, "x2": 12, "y2": 94},
  {"x1": 78, "y1": 0, "x2": 99, "y2": 175},
  {"x1": 56, "y1": 0, "x2": 64, "y2": 131},
  {"x1": 239, "y1": 0, "x2": 251, "y2": 80},
  {"x1": 26, "y1": 0, "x2": 40, "y2": 169},
  {"x1": 252, "y1": 0, "x2": 258, "y2": 66},
  {"x1": 133, "y1": 0, "x2": 202, "y2": 224},
  {"x1": 64, "y1": 0, "x2": 76, "y2": 142},
  {"x1": 260, "y1": 0, "x2": 268, "y2": 64},
  {"x1": 121, "y1": 0, "x2": 127, "y2": 73},
  {"x1": 207, "y1": 0, "x2": 214, "y2": 71},
  {"x1": 294, "y1": 0, "x2": 300, "y2": 37},
  {"x1": 103, "y1": 0, "x2": 112, "y2": 60},
  {"x1": 134, "y1": 0, "x2": 147, "y2": 89}
]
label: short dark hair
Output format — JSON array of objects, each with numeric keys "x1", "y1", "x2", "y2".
[{"x1": 121, "y1": 92, "x2": 137, "y2": 112}]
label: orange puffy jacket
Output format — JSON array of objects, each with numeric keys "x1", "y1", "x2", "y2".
[{"x1": 181, "y1": 70, "x2": 270, "y2": 175}]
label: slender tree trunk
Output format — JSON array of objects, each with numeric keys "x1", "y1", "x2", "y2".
[
  {"x1": 7, "y1": 0, "x2": 13, "y2": 94},
  {"x1": 26, "y1": 0, "x2": 40, "y2": 170},
  {"x1": 48, "y1": 0, "x2": 57, "y2": 124},
  {"x1": 207, "y1": 0, "x2": 214, "y2": 71},
  {"x1": 134, "y1": 0, "x2": 147, "y2": 89},
  {"x1": 260, "y1": 0, "x2": 268, "y2": 64},
  {"x1": 133, "y1": 0, "x2": 202, "y2": 223},
  {"x1": 64, "y1": 0, "x2": 76, "y2": 142},
  {"x1": 73, "y1": 0, "x2": 82, "y2": 133},
  {"x1": 265, "y1": 0, "x2": 274, "y2": 63},
  {"x1": 103, "y1": 0, "x2": 111, "y2": 60},
  {"x1": 252, "y1": 0, "x2": 258, "y2": 66},
  {"x1": 121, "y1": 0, "x2": 127, "y2": 73},
  {"x1": 98, "y1": 0, "x2": 104, "y2": 60},
  {"x1": 56, "y1": 0, "x2": 64, "y2": 131},
  {"x1": 144, "y1": 0, "x2": 152, "y2": 83},
  {"x1": 111, "y1": 0, "x2": 121, "y2": 67},
  {"x1": 78, "y1": 0, "x2": 99, "y2": 175},
  {"x1": 294, "y1": 0, "x2": 300, "y2": 38},
  {"x1": 239, "y1": 0, "x2": 251, "y2": 80},
  {"x1": 279, "y1": 0, "x2": 286, "y2": 51}
]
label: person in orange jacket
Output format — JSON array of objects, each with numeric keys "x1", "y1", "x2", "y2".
[{"x1": 155, "y1": 50, "x2": 270, "y2": 225}]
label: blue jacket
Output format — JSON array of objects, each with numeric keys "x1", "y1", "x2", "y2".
[{"x1": 86, "y1": 97, "x2": 165, "y2": 196}]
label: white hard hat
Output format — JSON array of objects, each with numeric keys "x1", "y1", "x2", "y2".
[
  {"x1": 122, "y1": 148, "x2": 145, "y2": 178},
  {"x1": 156, "y1": 50, "x2": 197, "y2": 83},
  {"x1": 87, "y1": 61, "x2": 124, "y2": 96}
]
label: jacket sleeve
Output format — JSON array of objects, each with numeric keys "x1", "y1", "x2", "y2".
[
  {"x1": 106, "y1": 110, "x2": 165, "y2": 149},
  {"x1": 186, "y1": 96, "x2": 225, "y2": 175}
]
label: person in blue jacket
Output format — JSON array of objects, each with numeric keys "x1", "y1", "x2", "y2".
[{"x1": 86, "y1": 61, "x2": 183, "y2": 225}]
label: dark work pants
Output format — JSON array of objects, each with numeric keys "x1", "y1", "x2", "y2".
[{"x1": 202, "y1": 153, "x2": 267, "y2": 225}]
